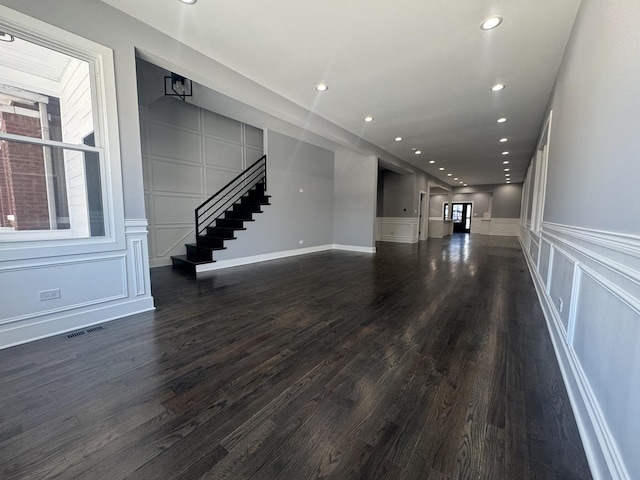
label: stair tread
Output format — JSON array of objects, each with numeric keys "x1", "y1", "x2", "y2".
[
  {"x1": 186, "y1": 243, "x2": 226, "y2": 251},
  {"x1": 203, "y1": 235, "x2": 237, "y2": 240}
]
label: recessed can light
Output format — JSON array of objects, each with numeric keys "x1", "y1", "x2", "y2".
[
  {"x1": 500, "y1": 138, "x2": 508, "y2": 143},
  {"x1": 454, "y1": 177, "x2": 458, "y2": 180},
  {"x1": 439, "y1": 167, "x2": 445, "y2": 171},
  {"x1": 415, "y1": 150, "x2": 422, "y2": 155},
  {"x1": 0, "y1": 32, "x2": 15, "y2": 42},
  {"x1": 429, "y1": 160, "x2": 435, "y2": 164},
  {"x1": 491, "y1": 83, "x2": 506, "y2": 92},
  {"x1": 497, "y1": 117, "x2": 507, "y2": 123},
  {"x1": 503, "y1": 160, "x2": 509, "y2": 164},
  {"x1": 459, "y1": 181, "x2": 463, "y2": 184},
  {"x1": 179, "y1": 0, "x2": 197, "y2": 4},
  {"x1": 364, "y1": 116, "x2": 373, "y2": 122},
  {"x1": 315, "y1": 83, "x2": 328, "y2": 92},
  {"x1": 481, "y1": 16, "x2": 503, "y2": 30},
  {"x1": 502, "y1": 151, "x2": 509, "y2": 155},
  {"x1": 447, "y1": 173, "x2": 452, "y2": 177},
  {"x1": 395, "y1": 137, "x2": 402, "y2": 141},
  {"x1": 464, "y1": 183, "x2": 468, "y2": 187},
  {"x1": 505, "y1": 173, "x2": 510, "y2": 177},
  {"x1": 504, "y1": 168, "x2": 510, "y2": 171}
]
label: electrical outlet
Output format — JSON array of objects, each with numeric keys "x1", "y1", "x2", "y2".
[
  {"x1": 40, "y1": 288, "x2": 61, "y2": 301},
  {"x1": 558, "y1": 298, "x2": 563, "y2": 313}
]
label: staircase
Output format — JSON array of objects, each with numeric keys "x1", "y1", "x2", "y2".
[{"x1": 171, "y1": 155, "x2": 269, "y2": 272}]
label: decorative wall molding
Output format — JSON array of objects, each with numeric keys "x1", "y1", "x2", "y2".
[
  {"x1": 376, "y1": 217, "x2": 419, "y2": 243},
  {"x1": 489, "y1": 217, "x2": 519, "y2": 236},
  {"x1": 521, "y1": 222, "x2": 638, "y2": 480}
]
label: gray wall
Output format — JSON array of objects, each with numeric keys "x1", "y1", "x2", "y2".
[
  {"x1": 334, "y1": 151, "x2": 377, "y2": 248},
  {"x1": 543, "y1": 0, "x2": 640, "y2": 235},
  {"x1": 379, "y1": 171, "x2": 415, "y2": 217},
  {"x1": 429, "y1": 194, "x2": 448, "y2": 217}
]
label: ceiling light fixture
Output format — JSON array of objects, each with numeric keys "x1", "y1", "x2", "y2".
[
  {"x1": 454, "y1": 177, "x2": 458, "y2": 180},
  {"x1": 395, "y1": 137, "x2": 402, "y2": 142},
  {"x1": 459, "y1": 181, "x2": 463, "y2": 184},
  {"x1": 500, "y1": 138, "x2": 508, "y2": 143},
  {"x1": 429, "y1": 160, "x2": 435, "y2": 164},
  {"x1": 497, "y1": 117, "x2": 507, "y2": 123},
  {"x1": 364, "y1": 116, "x2": 374, "y2": 122},
  {"x1": 491, "y1": 83, "x2": 506, "y2": 92},
  {"x1": 502, "y1": 151, "x2": 509, "y2": 155},
  {"x1": 505, "y1": 173, "x2": 511, "y2": 177},
  {"x1": 0, "y1": 32, "x2": 15, "y2": 42},
  {"x1": 179, "y1": 0, "x2": 197, "y2": 4},
  {"x1": 439, "y1": 167, "x2": 445, "y2": 171},
  {"x1": 503, "y1": 160, "x2": 509, "y2": 164},
  {"x1": 447, "y1": 173, "x2": 452, "y2": 177},
  {"x1": 315, "y1": 83, "x2": 328, "y2": 92},
  {"x1": 481, "y1": 16, "x2": 503, "y2": 31},
  {"x1": 415, "y1": 150, "x2": 422, "y2": 155},
  {"x1": 464, "y1": 184, "x2": 468, "y2": 187},
  {"x1": 504, "y1": 168, "x2": 510, "y2": 171}
]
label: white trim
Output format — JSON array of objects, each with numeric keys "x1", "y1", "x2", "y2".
[{"x1": 520, "y1": 222, "x2": 638, "y2": 480}]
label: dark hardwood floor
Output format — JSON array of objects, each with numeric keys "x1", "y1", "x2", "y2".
[{"x1": 0, "y1": 234, "x2": 592, "y2": 479}]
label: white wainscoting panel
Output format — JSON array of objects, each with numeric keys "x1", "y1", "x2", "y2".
[
  {"x1": 376, "y1": 217, "x2": 419, "y2": 243},
  {"x1": 489, "y1": 217, "x2": 519, "y2": 236},
  {"x1": 521, "y1": 221, "x2": 640, "y2": 480}
]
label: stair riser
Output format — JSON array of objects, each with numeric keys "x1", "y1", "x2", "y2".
[
  {"x1": 233, "y1": 204, "x2": 262, "y2": 213},
  {"x1": 216, "y1": 219, "x2": 245, "y2": 229},
  {"x1": 197, "y1": 237, "x2": 225, "y2": 249},
  {"x1": 186, "y1": 245, "x2": 213, "y2": 261},
  {"x1": 225, "y1": 211, "x2": 253, "y2": 221},
  {"x1": 206, "y1": 227, "x2": 235, "y2": 238}
]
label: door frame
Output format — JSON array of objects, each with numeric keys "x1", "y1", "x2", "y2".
[{"x1": 418, "y1": 189, "x2": 429, "y2": 240}]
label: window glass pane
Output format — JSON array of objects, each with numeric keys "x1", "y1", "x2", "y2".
[
  {"x1": 0, "y1": 140, "x2": 104, "y2": 237},
  {"x1": 0, "y1": 35, "x2": 94, "y2": 146}
]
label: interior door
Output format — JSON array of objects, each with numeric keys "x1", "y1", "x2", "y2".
[{"x1": 452, "y1": 202, "x2": 472, "y2": 233}]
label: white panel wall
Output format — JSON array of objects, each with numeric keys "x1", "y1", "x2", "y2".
[{"x1": 140, "y1": 96, "x2": 263, "y2": 267}]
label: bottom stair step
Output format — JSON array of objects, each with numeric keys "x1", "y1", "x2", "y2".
[{"x1": 171, "y1": 255, "x2": 215, "y2": 267}]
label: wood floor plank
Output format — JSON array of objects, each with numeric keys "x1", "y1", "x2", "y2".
[{"x1": 0, "y1": 235, "x2": 592, "y2": 479}]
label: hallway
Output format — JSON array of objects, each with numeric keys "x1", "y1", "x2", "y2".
[{"x1": 0, "y1": 235, "x2": 591, "y2": 479}]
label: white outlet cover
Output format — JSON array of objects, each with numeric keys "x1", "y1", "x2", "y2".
[{"x1": 299, "y1": 188, "x2": 304, "y2": 193}]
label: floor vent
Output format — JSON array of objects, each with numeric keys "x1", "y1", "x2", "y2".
[
  {"x1": 66, "y1": 325, "x2": 105, "y2": 339},
  {"x1": 67, "y1": 330, "x2": 86, "y2": 339}
]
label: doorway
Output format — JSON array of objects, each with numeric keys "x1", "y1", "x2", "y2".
[{"x1": 451, "y1": 202, "x2": 472, "y2": 233}]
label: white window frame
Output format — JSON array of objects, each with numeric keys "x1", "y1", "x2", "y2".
[
  {"x1": 531, "y1": 111, "x2": 552, "y2": 234},
  {"x1": 0, "y1": 5, "x2": 125, "y2": 261}
]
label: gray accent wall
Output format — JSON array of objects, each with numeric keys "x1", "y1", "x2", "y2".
[{"x1": 453, "y1": 184, "x2": 523, "y2": 218}]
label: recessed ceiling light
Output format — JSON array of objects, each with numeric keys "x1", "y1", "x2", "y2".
[
  {"x1": 481, "y1": 16, "x2": 503, "y2": 31},
  {"x1": 0, "y1": 32, "x2": 15, "y2": 42},
  {"x1": 502, "y1": 151, "x2": 509, "y2": 155},
  {"x1": 364, "y1": 116, "x2": 374, "y2": 122},
  {"x1": 179, "y1": 0, "x2": 197, "y2": 4},
  {"x1": 439, "y1": 167, "x2": 445, "y2": 171},
  {"x1": 497, "y1": 117, "x2": 507, "y2": 123},
  {"x1": 429, "y1": 160, "x2": 435, "y2": 164},
  {"x1": 491, "y1": 84, "x2": 506, "y2": 92},
  {"x1": 503, "y1": 160, "x2": 510, "y2": 164},
  {"x1": 454, "y1": 177, "x2": 458, "y2": 180},
  {"x1": 415, "y1": 150, "x2": 422, "y2": 155},
  {"x1": 464, "y1": 183, "x2": 468, "y2": 187},
  {"x1": 459, "y1": 181, "x2": 463, "y2": 184},
  {"x1": 504, "y1": 168, "x2": 510, "y2": 171},
  {"x1": 500, "y1": 138, "x2": 508, "y2": 143},
  {"x1": 447, "y1": 173, "x2": 452, "y2": 177},
  {"x1": 315, "y1": 83, "x2": 328, "y2": 92},
  {"x1": 395, "y1": 137, "x2": 402, "y2": 142},
  {"x1": 505, "y1": 173, "x2": 511, "y2": 177}
]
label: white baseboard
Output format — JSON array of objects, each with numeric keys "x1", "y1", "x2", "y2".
[{"x1": 333, "y1": 244, "x2": 376, "y2": 253}]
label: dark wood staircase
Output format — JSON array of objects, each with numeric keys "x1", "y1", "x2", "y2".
[{"x1": 171, "y1": 156, "x2": 269, "y2": 272}]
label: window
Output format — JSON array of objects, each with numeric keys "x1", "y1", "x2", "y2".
[
  {"x1": 443, "y1": 203, "x2": 449, "y2": 220},
  {"x1": 0, "y1": 3, "x2": 124, "y2": 255}
]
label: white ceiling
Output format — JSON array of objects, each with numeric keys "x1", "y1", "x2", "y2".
[{"x1": 101, "y1": 0, "x2": 582, "y2": 187}]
